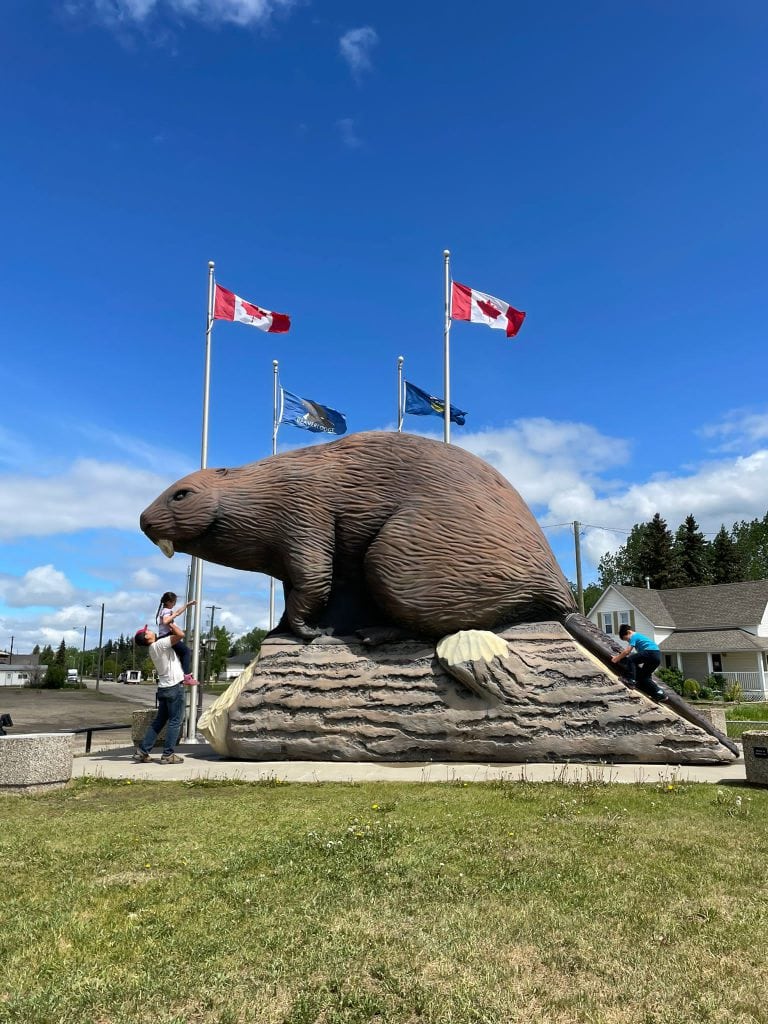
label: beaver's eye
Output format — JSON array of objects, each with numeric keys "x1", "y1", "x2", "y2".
[
  {"x1": 216, "y1": 468, "x2": 228, "y2": 477},
  {"x1": 172, "y1": 489, "x2": 191, "y2": 502}
]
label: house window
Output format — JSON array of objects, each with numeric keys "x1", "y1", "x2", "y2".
[
  {"x1": 712, "y1": 654, "x2": 723, "y2": 673},
  {"x1": 619, "y1": 611, "x2": 630, "y2": 626},
  {"x1": 603, "y1": 614, "x2": 613, "y2": 634}
]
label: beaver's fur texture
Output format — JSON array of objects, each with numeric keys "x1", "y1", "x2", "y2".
[{"x1": 140, "y1": 431, "x2": 576, "y2": 640}]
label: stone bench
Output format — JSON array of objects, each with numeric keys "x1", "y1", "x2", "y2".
[
  {"x1": 742, "y1": 731, "x2": 768, "y2": 787},
  {"x1": 0, "y1": 733, "x2": 74, "y2": 791}
]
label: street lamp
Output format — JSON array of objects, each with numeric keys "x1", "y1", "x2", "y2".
[
  {"x1": 86, "y1": 603, "x2": 106, "y2": 691},
  {"x1": 79, "y1": 624, "x2": 87, "y2": 682}
]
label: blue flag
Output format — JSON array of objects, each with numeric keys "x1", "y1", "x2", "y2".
[
  {"x1": 404, "y1": 381, "x2": 467, "y2": 426},
  {"x1": 280, "y1": 389, "x2": 347, "y2": 435}
]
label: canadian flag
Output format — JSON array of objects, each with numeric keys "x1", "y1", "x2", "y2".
[
  {"x1": 213, "y1": 284, "x2": 291, "y2": 334},
  {"x1": 451, "y1": 281, "x2": 526, "y2": 338}
]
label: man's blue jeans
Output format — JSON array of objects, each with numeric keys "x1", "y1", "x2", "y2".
[{"x1": 139, "y1": 683, "x2": 185, "y2": 757}]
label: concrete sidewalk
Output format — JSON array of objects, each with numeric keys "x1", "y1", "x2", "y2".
[{"x1": 73, "y1": 743, "x2": 749, "y2": 785}]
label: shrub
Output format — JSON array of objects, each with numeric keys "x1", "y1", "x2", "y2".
[
  {"x1": 699, "y1": 685, "x2": 713, "y2": 700},
  {"x1": 657, "y1": 667, "x2": 684, "y2": 694},
  {"x1": 723, "y1": 680, "x2": 743, "y2": 703},
  {"x1": 707, "y1": 673, "x2": 726, "y2": 695},
  {"x1": 682, "y1": 678, "x2": 701, "y2": 700},
  {"x1": 42, "y1": 664, "x2": 66, "y2": 689}
]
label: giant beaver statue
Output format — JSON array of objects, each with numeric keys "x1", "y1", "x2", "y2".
[
  {"x1": 140, "y1": 431, "x2": 576, "y2": 639},
  {"x1": 139, "y1": 431, "x2": 740, "y2": 757}
]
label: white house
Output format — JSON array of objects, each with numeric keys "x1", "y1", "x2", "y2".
[{"x1": 588, "y1": 581, "x2": 768, "y2": 700}]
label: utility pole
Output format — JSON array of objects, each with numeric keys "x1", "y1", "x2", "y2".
[
  {"x1": 8, "y1": 636, "x2": 13, "y2": 666},
  {"x1": 79, "y1": 625, "x2": 87, "y2": 682},
  {"x1": 573, "y1": 521, "x2": 585, "y2": 615},
  {"x1": 94, "y1": 604, "x2": 105, "y2": 691}
]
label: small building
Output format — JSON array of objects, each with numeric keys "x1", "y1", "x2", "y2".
[
  {"x1": 224, "y1": 653, "x2": 257, "y2": 681},
  {"x1": 588, "y1": 581, "x2": 768, "y2": 700},
  {"x1": 0, "y1": 662, "x2": 42, "y2": 687}
]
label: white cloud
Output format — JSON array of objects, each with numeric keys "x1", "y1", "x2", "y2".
[
  {"x1": 339, "y1": 26, "x2": 378, "y2": 78},
  {"x1": 700, "y1": 408, "x2": 768, "y2": 452},
  {"x1": 335, "y1": 117, "x2": 361, "y2": 149},
  {"x1": 131, "y1": 568, "x2": 162, "y2": 588},
  {"x1": 0, "y1": 458, "x2": 170, "y2": 541},
  {"x1": 2, "y1": 565, "x2": 75, "y2": 608},
  {"x1": 76, "y1": 0, "x2": 299, "y2": 28}
]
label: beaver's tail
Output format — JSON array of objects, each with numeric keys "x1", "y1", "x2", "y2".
[{"x1": 563, "y1": 612, "x2": 738, "y2": 757}]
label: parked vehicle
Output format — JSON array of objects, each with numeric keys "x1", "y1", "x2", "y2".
[
  {"x1": 119, "y1": 670, "x2": 143, "y2": 685},
  {"x1": 66, "y1": 669, "x2": 79, "y2": 683},
  {"x1": 104, "y1": 673, "x2": 114, "y2": 681}
]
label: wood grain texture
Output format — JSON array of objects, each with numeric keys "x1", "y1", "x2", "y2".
[{"x1": 217, "y1": 622, "x2": 736, "y2": 765}]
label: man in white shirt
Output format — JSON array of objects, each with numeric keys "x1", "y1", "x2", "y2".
[{"x1": 133, "y1": 618, "x2": 187, "y2": 764}]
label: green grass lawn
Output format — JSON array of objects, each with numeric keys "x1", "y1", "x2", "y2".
[
  {"x1": 2, "y1": 779, "x2": 767, "y2": 1024},
  {"x1": 725, "y1": 702, "x2": 768, "y2": 739}
]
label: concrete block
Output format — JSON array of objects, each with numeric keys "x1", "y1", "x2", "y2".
[
  {"x1": 742, "y1": 731, "x2": 768, "y2": 787},
  {"x1": 0, "y1": 733, "x2": 74, "y2": 791},
  {"x1": 131, "y1": 709, "x2": 170, "y2": 747},
  {"x1": 697, "y1": 707, "x2": 728, "y2": 734}
]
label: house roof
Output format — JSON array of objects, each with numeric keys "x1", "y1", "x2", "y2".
[
  {"x1": 614, "y1": 580, "x2": 768, "y2": 629},
  {"x1": 613, "y1": 586, "x2": 673, "y2": 625},
  {"x1": 659, "y1": 629, "x2": 768, "y2": 652}
]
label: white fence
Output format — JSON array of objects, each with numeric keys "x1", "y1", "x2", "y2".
[{"x1": 722, "y1": 671, "x2": 767, "y2": 701}]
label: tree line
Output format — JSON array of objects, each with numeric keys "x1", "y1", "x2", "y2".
[
  {"x1": 596, "y1": 511, "x2": 768, "y2": 592},
  {"x1": 34, "y1": 625, "x2": 269, "y2": 687}
]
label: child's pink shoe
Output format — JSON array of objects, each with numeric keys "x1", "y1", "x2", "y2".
[{"x1": 183, "y1": 674, "x2": 198, "y2": 686}]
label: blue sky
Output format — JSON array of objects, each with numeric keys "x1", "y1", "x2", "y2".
[{"x1": 2, "y1": 0, "x2": 767, "y2": 653}]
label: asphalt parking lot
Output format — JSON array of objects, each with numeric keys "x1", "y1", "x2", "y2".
[{"x1": 0, "y1": 680, "x2": 216, "y2": 753}]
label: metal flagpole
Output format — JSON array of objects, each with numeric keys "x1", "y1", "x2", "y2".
[
  {"x1": 268, "y1": 359, "x2": 280, "y2": 630},
  {"x1": 397, "y1": 355, "x2": 404, "y2": 431},
  {"x1": 185, "y1": 259, "x2": 215, "y2": 742},
  {"x1": 443, "y1": 249, "x2": 451, "y2": 444}
]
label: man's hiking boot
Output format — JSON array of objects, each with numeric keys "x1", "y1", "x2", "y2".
[
  {"x1": 160, "y1": 753, "x2": 184, "y2": 765},
  {"x1": 132, "y1": 749, "x2": 150, "y2": 763}
]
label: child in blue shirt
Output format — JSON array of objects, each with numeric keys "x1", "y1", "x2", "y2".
[{"x1": 611, "y1": 625, "x2": 667, "y2": 702}]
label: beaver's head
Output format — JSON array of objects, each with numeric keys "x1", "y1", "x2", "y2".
[{"x1": 140, "y1": 467, "x2": 228, "y2": 562}]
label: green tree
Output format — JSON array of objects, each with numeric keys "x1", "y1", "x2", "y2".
[
  {"x1": 43, "y1": 663, "x2": 65, "y2": 688},
  {"x1": 731, "y1": 513, "x2": 768, "y2": 580},
  {"x1": 636, "y1": 514, "x2": 675, "y2": 589},
  {"x1": 206, "y1": 626, "x2": 233, "y2": 681},
  {"x1": 232, "y1": 627, "x2": 268, "y2": 657},
  {"x1": 32, "y1": 644, "x2": 40, "y2": 656},
  {"x1": 709, "y1": 525, "x2": 742, "y2": 584},
  {"x1": 569, "y1": 581, "x2": 604, "y2": 614},
  {"x1": 670, "y1": 514, "x2": 710, "y2": 588},
  {"x1": 39, "y1": 644, "x2": 54, "y2": 665},
  {"x1": 54, "y1": 639, "x2": 67, "y2": 666}
]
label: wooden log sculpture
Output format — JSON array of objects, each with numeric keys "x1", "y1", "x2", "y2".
[{"x1": 139, "y1": 431, "x2": 737, "y2": 758}]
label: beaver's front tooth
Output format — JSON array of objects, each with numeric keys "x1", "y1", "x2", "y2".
[{"x1": 156, "y1": 538, "x2": 175, "y2": 559}]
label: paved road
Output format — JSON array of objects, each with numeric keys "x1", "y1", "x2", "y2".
[{"x1": 0, "y1": 681, "x2": 218, "y2": 754}]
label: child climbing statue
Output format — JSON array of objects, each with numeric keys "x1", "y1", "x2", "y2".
[{"x1": 156, "y1": 591, "x2": 198, "y2": 686}]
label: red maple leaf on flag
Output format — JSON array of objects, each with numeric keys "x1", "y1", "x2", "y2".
[
  {"x1": 477, "y1": 298, "x2": 502, "y2": 320},
  {"x1": 242, "y1": 300, "x2": 267, "y2": 319}
]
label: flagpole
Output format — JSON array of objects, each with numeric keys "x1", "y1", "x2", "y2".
[
  {"x1": 397, "y1": 355, "x2": 404, "y2": 431},
  {"x1": 268, "y1": 359, "x2": 279, "y2": 630},
  {"x1": 185, "y1": 259, "x2": 214, "y2": 742},
  {"x1": 443, "y1": 249, "x2": 451, "y2": 444}
]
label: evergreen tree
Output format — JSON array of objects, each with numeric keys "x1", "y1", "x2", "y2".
[
  {"x1": 40, "y1": 644, "x2": 54, "y2": 664},
  {"x1": 709, "y1": 525, "x2": 742, "y2": 584},
  {"x1": 731, "y1": 513, "x2": 768, "y2": 580},
  {"x1": 32, "y1": 644, "x2": 40, "y2": 656},
  {"x1": 670, "y1": 514, "x2": 710, "y2": 587},
  {"x1": 635, "y1": 514, "x2": 675, "y2": 589},
  {"x1": 54, "y1": 639, "x2": 67, "y2": 666}
]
